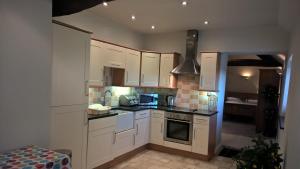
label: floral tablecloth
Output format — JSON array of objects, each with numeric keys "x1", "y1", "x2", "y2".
[{"x1": 0, "y1": 145, "x2": 72, "y2": 169}]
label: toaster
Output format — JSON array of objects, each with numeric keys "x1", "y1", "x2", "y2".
[{"x1": 119, "y1": 95, "x2": 139, "y2": 106}]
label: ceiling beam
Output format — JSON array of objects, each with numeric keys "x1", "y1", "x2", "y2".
[
  {"x1": 53, "y1": 0, "x2": 115, "y2": 17},
  {"x1": 228, "y1": 59, "x2": 282, "y2": 67}
]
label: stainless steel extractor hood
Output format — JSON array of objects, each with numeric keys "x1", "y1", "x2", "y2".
[{"x1": 171, "y1": 30, "x2": 200, "y2": 75}]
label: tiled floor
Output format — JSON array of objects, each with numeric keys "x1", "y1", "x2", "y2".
[{"x1": 109, "y1": 150, "x2": 236, "y2": 169}]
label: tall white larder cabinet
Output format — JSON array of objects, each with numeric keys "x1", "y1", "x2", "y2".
[{"x1": 50, "y1": 22, "x2": 91, "y2": 169}]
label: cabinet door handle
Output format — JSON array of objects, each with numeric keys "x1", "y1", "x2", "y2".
[
  {"x1": 84, "y1": 80, "x2": 89, "y2": 96},
  {"x1": 193, "y1": 128, "x2": 196, "y2": 140},
  {"x1": 136, "y1": 124, "x2": 139, "y2": 135},
  {"x1": 126, "y1": 71, "x2": 129, "y2": 83},
  {"x1": 113, "y1": 132, "x2": 117, "y2": 144},
  {"x1": 133, "y1": 135, "x2": 135, "y2": 145},
  {"x1": 84, "y1": 110, "x2": 88, "y2": 126},
  {"x1": 160, "y1": 123, "x2": 163, "y2": 133},
  {"x1": 200, "y1": 76, "x2": 203, "y2": 88},
  {"x1": 111, "y1": 63, "x2": 121, "y2": 67},
  {"x1": 141, "y1": 74, "x2": 144, "y2": 83}
]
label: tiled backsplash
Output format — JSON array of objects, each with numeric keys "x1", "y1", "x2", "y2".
[{"x1": 89, "y1": 75, "x2": 217, "y2": 110}]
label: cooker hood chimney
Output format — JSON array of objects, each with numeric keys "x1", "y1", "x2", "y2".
[{"x1": 171, "y1": 30, "x2": 200, "y2": 75}]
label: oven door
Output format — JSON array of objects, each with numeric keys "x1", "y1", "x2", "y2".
[{"x1": 164, "y1": 118, "x2": 193, "y2": 145}]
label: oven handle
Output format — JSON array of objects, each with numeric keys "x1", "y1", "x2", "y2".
[{"x1": 165, "y1": 118, "x2": 192, "y2": 124}]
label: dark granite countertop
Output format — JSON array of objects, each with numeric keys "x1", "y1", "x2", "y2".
[
  {"x1": 88, "y1": 106, "x2": 217, "y2": 120},
  {"x1": 88, "y1": 112, "x2": 118, "y2": 120}
]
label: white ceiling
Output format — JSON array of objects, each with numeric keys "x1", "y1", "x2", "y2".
[{"x1": 88, "y1": 0, "x2": 280, "y2": 34}]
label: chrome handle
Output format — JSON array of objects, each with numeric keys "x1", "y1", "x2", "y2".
[
  {"x1": 200, "y1": 76, "x2": 203, "y2": 88},
  {"x1": 160, "y1": 123, "x2": 163, "y2": 133},
  {"x1": 166, "y1": 118, "x2": 192, "y2": 124},
  {"x1": 84, "y1": 110, "x2": 88, "y2": 126},
  {"x1": 84, "y1": 80, "x2": 89, "y2": 96},
  {"x1": 136, "y1": 124, "x2": 139, "y2": 135},
  {"x1": 193, "y1": 127, "x2": 196, "y2": 140},
  {"x1": 126, "y1": 71, "x2": 128, "y2": 83},
  {"x1": 141, "y1": 74, "x2": 144, "y2": 83},
  {"x1": 113, "y1": 132, "x2": 117, "y2": 144},
  {"x1": 133, "y1": 135, "x2": 135, "y2": 145},
  {"x1": 111, "y1": 63, "x2": 121, "y2": 67}
]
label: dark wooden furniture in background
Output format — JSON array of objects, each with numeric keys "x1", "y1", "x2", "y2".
[
  {"x1": 224, "y1": 92, "x2": 258, "y2": 119},
  {"x1": 257, "y1": 70, "x2": 281, "y2": 134}
]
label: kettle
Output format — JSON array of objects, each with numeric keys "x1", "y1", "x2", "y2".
[{"x1": 166, "y1": 95, "x2": 175, "y2": 107}]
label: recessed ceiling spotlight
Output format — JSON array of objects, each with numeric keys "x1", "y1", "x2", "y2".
[
  {"x1": 151, "y1": 25, "x2": 155, "y2": 30},
  {"x1": 204, "y1": 20, "x2": 209, "y2": 25},
  {"x1": 182, "y1": 1, "x2": 188, "y2": 6},
  {"x1": 103, "y1": 1, "x2": 108, "y2": 7},
  {"x1": 131, "y1": 15, "x2": 136, "y2": 20}
]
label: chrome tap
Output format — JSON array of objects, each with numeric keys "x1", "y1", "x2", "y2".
[{"x1": 104, "y1": 90, "x2": 112, "y2": 106}]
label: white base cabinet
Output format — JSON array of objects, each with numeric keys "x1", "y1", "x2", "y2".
[
  {"x1": 134, "y1": 110, "x2": 150, "y2": 148},
  {"x1": 113, "y1": 129, "x2": 136, "y2": 157},
  {"x1": 87, "y1": 116, "x2": 116, "y2": 169},
  {"x1": 150, "y1": 110, "x2": 164, "y2": 145},
  {"x1": 192, "y1": 116, "x2": 210, "y2": 155}
]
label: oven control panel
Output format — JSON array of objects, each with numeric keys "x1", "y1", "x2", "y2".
[{"x1": 165, "y1": 112, "x2": 193, "y2": 121}]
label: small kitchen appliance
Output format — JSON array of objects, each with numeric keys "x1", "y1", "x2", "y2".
[
  {"x1": 166, "y1": 95, "x2": 175, "y2": 107},
  {"x1": 139, "y1": 93, "x2": 158, "y2": 106},
  {"x1": 119, "y1": 95, "x2": 139, "y2": 106}
]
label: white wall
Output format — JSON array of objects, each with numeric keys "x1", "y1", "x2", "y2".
[
  {"x1": 0, "y1": 0, "x2": 52, "y2": 151},
  {"x1": 285, "y1": 22, "x2": 300, "y2": 169},
  {"x1": 144, "y1": 26, "x2": 290, "y2": 55},
  {"x1": 55, "y1": 10, "x2": 145, "y2": 49},
  {"x1": 226, "y1": 67, "x2": 260, "y2": 94}
]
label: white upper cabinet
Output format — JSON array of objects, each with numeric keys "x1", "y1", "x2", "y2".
[
  {"x1": 51, "y1": 23, "x2": 90, "y2": 106},
  {"x1": 89, "y1": 40, "x2": 106, "y2": 87},
  {"x1": 104, "y1": 43, "x2": 126, "y2": 68},
  {"x1": 198, "y1": 53, "x2": 219, "y2": 91},
  {"x1": 141, "y1": 52, "x2": 160, "y2": 87},
  {"x1": 159, "y1": 54, "x2": 178, "y2": 88},
  {"x1": 125, "y1": 49, "x2": 141, "y2": 86}
]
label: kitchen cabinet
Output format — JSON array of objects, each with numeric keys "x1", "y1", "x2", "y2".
[
  {"x1": 134, "y1": 110, "x2": 150, "y2": 148},
  {"x1": 198, "y1": 53, "x2": 220, "y2": 91},
  {"x1": 141, "y1": 52, "x2": 160, "y2": 87},
  {"x1": 192, "y1": 115, "x2": 216, "y2": 157},
  {"x1": 89, "y1": 40, "x2": 106, "y2": 87},
  {"x1": 51, "y1": 23, "x2": 90, "y2": 107},
  {"x1": 104, "y1": 43, "x2": 126, "y2": 68},
  {"x1": 150, "y1": 110, "x2": 164, "y2": 145},
  {"x1": 113, "y1": 129, "x2": 136, "y2": 157},
  {"x1": 159, "y1": 53, "x2": 179, "y2": 88},
  {"x1": 87, "y1": 116, "x2": 116, "y2": 169},
  {"x1": 125, "y1": 49, "x2": 141, "y2": 86},
  {"x1": 51, "y1": 23, "x2": 90, "y2": 169}
]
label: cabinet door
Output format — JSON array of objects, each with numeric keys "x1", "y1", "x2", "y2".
[
  {"x1": 87, "y1": 126, "x2": 114, "y2": 169},
  {"x1": 50, "y1": 105, "x2": 88, "y2": 169},
  {"x1": 52, "y1": 24, "x2": 90, "y2": 106},
  {"x1": 150, "y1": 117, "x2": 164, "y2": 145},
  {"x1": 192, "y1": 119, "x2": 209, "y2": 155},
  {"x1": 134, "y1": 117, "x2": 150, "y2": 148},
  {"x1": 113, "y1": 129, "x2": 135, "y2": 157},
  {"x1": 199, "y1": 53, "x2": 218, "y2": 91},
  {"x1": 125, "y1": 49, "x2": 141, "y2": 86},
  {"x1": 89, "y1": 40, "x2": 106, "y2": 86},
  {"x1": 104, "y1": 44, "x2": 126, "y2": 68},
  {"x1": 141, "y1": 52, "x2": 160, "y2": 87},
  {"x1": 159, "y1": 54, "x2": 175, "y2": 88}
]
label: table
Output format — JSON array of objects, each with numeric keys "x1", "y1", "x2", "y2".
[{"x1": 0, "y1": 145, "x2": 72, "y2": 169}]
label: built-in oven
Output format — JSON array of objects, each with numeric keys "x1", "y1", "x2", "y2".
[
  {"x1": 164, "y1": 112, "x2": 193, "y2": 145},
  {"x1": 139, "y1": 93, "x2": 158, "y2": 106}
]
